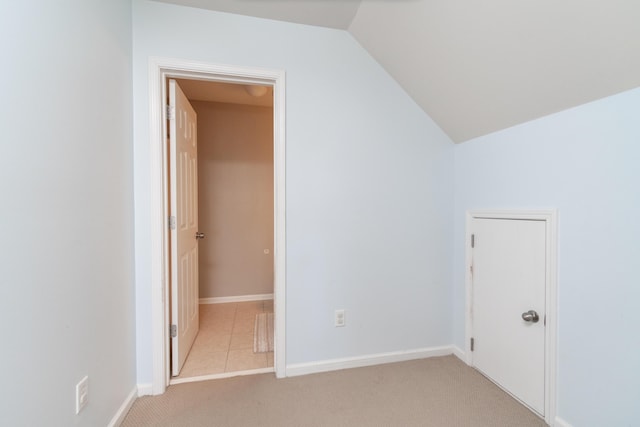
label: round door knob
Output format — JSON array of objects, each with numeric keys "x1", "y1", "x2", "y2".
[
  {"x1": 521, "y1": 310, "x2": 539, "y2": 323},
  {"x1": 195, "y1": 232, "x2": 205, "y2": 240}
]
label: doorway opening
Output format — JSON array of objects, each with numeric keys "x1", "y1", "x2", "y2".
[
  {"x1": 170, "y1": 78, "x2": 275, "y2": 383},
  {"x1": 148, "y1": 58, "x2": 286, "y2": 394},
  {"x1": 465, "y1": 210, "x2": 557, "y2": 424}
]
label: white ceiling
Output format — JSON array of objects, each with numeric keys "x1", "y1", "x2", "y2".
[
  {"x1": 152, "y1": 0, "x2": 362, "y2": 29},
  {"x1": 157, "y1": 0, "x2": 640, "y2": 142},
  {"x1": 350, "y1": 0, "x2": 640, "y2": 142},
  {"x1": 175, "y1": 79, "x2": 273, "y2": 107}
]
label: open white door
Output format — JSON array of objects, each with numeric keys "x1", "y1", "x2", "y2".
[
  {"x1": 169, "y1": 79, "x2": 200, "y2": 377},
  {"x1": 471, "y1": 218, "x2": 546, "y2": 415}
]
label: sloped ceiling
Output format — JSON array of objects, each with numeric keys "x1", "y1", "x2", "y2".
[
  {"x1": 155, "y1": 0, "x2": 640, "y2": 143},
  {"x1": 350, "y1": 0, "x2": 640, "y2": 142},
  {"x1": 151, "y1": 0, "x2": 362, "y2": 29}
]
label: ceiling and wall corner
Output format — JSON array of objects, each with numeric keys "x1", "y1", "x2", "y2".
[
  {"x1": 154, "y1": 0, "x2": 640, "y2": 143},
  {"x1": 151, "y1": 0, "x2": 363, "y2": 29},
  {"x1": 349, "y1": 0, "x2": 640, "y2": 142}
]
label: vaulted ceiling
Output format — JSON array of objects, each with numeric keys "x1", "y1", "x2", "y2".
[{"x1": 155, "y1": 0, "x2": 640, "y2": 142}]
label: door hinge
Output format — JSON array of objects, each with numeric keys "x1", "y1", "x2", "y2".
[
  {"x1": 470, "y1": 337, "x2": 475, "y2": 352},
  {"x1": 471, "y1": 234, "x2": 475, "y2": 248},
  {"x1": 170, "y1": 324, "x2": 177, "y2": 338},
  {"x1": 166, "y1": 105, "x2": 175, "y2": 121},
  {"x1": 169, "y1": 215, "x2": 176, "y2": 230}
]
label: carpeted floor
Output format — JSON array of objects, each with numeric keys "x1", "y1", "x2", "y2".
[{"x1": 122, "y1": 355, "x2": 547, "y2": 426}]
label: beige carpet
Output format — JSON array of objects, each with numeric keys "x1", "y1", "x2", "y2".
[
  {"x1": 122, "y1": 356, "x2": 546, "y2": 427},
  {"x1": 253, "y1": 312, "x2": 274, "y2": 353}
]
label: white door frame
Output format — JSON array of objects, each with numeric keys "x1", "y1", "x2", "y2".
[
  {"x1": 148, "y1": 57, "x2": 286, "y2": 394},
  {"x1": 465, "y1": 210, "x2": 557, "y2": 424}
]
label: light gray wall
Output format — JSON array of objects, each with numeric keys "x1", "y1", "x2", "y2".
[
  {"x1": 0, "y1": 1, "x2": 136, "y2": 426},
  {"x1": 194, "y1": 101, "x2": 274, "y2": 299},
  {"x1": 133, "y1": 0, "x2": 454, "y2": 383},
  {"x1": 453, "y1": 87, "x2": 640, "y2": 426}
]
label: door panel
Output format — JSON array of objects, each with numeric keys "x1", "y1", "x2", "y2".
[
  {"x1": 170, "y1": 79, "x2": 199, "y2": 377},
  {"x1": 472, "y1": 218, "x2": 545, "y2": 415}
]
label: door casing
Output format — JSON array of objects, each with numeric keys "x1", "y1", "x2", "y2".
[
  {"x1": 465, "y1": 210, "x2": 557, "y2": 424},
  {"x1": 148, "y1": 57, "x2": 286, "y2": 394}
]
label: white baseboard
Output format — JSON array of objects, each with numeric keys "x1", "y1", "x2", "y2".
[
  {"x1": 107, "y1": 387, "x2": 137, "y2": 427},
  {"x1": 554, "y1": 416, "x2": 573, "y2": 427},
  {"x1": 136, "y1": 383, "x2": 153, "y2": 397},
  {"x1": 200, "y1": 293, "x2": 274, "y2": 304},
  {"x1": 286, "y1": 345, "x2": 453, "y2": 377},
  {"x1": 452, "y1": 345, "x2": 466, "y2": 362}
]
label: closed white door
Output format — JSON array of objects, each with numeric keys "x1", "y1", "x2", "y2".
[
  {"x1": 169, "y1": 79, "x2": 200, "y2": 377},
  {"x1": 471, "y1": 218, "x2": 546, "y2": 415}
]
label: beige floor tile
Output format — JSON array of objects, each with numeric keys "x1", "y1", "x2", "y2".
[
  {"x1": 232, "y1": 314, "x2": 256, "y2": 334},
  {"x1": 234, "y1": 309, "x2": 259, "y2": 322},
  {"x1": 203, "y1": 302, "x2": 236, "y2": 312},
  {"x1": 236, "y1": 301, "x2": 264, "y2": 313},
  {"x1": 200, "y1": 317, "x2": 235, "y2": 335},
  {"x1": 225, "y1": 349, "x2": 268, "y2": 372},
  {"x1": 193, "y1": 331, "x2": 231, "y2": 353},
  {"x1": 208, "y1": 308, "x2": 238, "y2": 318},
  {"x1": 229, "y1": 333, "x2": 254, "y2": 350},
  {"x1": 187, "y1": 341, "x2": 215, "y2": 362},
  {"x1": 176, "y1": 300, "x2": 275, "y2": 378},
  {"x1": 200, "y1": 304, "x2": 236, "y2": 322},
  {"x1": 202, "y1": 303, "x2": 234, "y2": 315},
  {"x1": 177, "y1": 350, "x2": 227, "y2": 378},
  {"x1": 199, "y1": 304, "x2": 216, "y2": 315},
  {"x1": 200, "y1": 312, "x2": 234, "y2": 324}
]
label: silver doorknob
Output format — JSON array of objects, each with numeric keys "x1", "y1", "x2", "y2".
[
  {"x1": 195, "y1": 232, "x2": 205, "y2": 240},
  {"x1": 521, "y1": 310, "x2": 539, "y2": 323}
]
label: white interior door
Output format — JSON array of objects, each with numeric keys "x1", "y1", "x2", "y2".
[
  {"x1": 471, "y1": 218, "x2": 546, "y2": 415},
  {"x1": 169, "y1": 79, "x2": 199, "y2": 377}
]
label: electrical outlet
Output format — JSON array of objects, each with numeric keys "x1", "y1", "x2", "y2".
[
  {"x1": 334, "y1": 309, "x2": 345, "y2": 327},
  {"x1": 75, "y1": 376, "x2": 89, "y2": 414}
]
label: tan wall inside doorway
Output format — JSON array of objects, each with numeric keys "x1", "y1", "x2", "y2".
[{"x1": 194, "y1": 101, "x2": 274, "y2": 298}]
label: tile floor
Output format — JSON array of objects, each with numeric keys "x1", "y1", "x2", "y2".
[{"x1": 174, "y1": 300, "x2": 274, "y2": 379}]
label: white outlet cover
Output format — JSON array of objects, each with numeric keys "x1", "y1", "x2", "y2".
[
  {"x1": 335, "y1": 309, "x2": 345, "y2": 327},
  {"x1": 76, "y1": 376, "x2": 89, "y2": 414}
]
